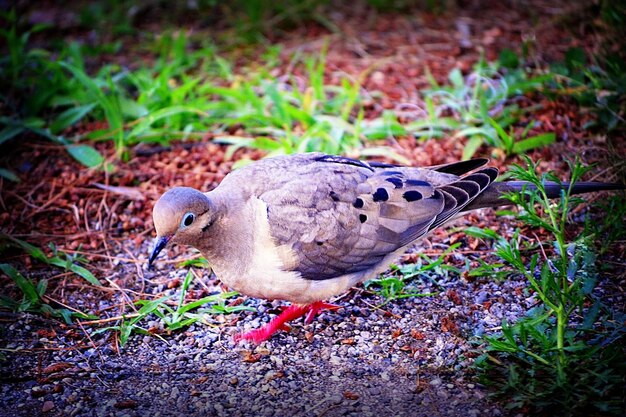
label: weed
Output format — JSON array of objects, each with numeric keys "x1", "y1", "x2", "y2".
[
  {"x1": 463, "y1": 227, "x2": 538, "y2": 281},
  {"x1": 584, "y1": 195, "x2": 626, "y2": 255},
  {"x1": 364, "y1": 274, "x2": 435, "y2": 307},
  {"x1": 0, "y1": 11, "x2": 106, "y2": 171},
  {"x1": 0, "y1": 264, "x2": 93, "y2": 323},
  {"x1": 148, "y1": 270, "x2": 254, "y2": 331},
  {"x1": 2, "y1": 21, "x2": 404, "y2": 166},
  {"x1": 365, "y1": 243, "x2": 460, "y2": 306},
  {"x1": 415, "y1": 53, "x2": 554, "y2": 159},
  {"x1": 473, "y1": 157, "x2": 626, "y2": 415},
  {"x1": 94, "y1": 269, "x2": 253, "y2": 347},
  {"x1": 1, "y1": 236, "x2": 101, "y2": 286},
  {"x1": 92, "y1": 295, "x2": 170, "y2": 347},
  {"x1": 0, "y1": 237, "x2": 100, "y2": 322},
  {"x1": 177, "y1": 257, "x2": 211, "y2": 269},
  {"x1": 551, "y1": 47, "x2": 626, "y2": 132}
]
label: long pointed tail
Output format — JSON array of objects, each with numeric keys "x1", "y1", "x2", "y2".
[{"x1": 464, "y1": 181, "x2": 624, "y2": 211}]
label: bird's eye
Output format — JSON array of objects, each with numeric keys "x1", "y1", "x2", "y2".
[{"x1": 181, "y1": 213, "x2": 195, "y2": 227}]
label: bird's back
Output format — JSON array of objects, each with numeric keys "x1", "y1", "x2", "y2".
[{"x1": 215, "y1": 153, "x2": 497, "y2": 282}]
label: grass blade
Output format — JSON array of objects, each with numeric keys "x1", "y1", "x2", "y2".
[
  {"x1": 462, "y1": 136, "x2": 484, "y2": 160},
  {"x1": 512, "y1": 132, "x2": 556, "y2": 154},
  {"x1": 59, "y1": 62, "x2": 125, "y2": 157},
  {"x1": 0, "y1": 264, "x2": 38, "y2": 305},
  {"x1": 0, "y1": 168, "x2": 20, "y2": 182},
  {"x1": 65, "y1": 144, "x2": 105, "y2": 169},
  {"x1": 50, "y1": 103, "x2": 97, "y2": 134}
]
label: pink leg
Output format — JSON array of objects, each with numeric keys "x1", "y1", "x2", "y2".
[{"x1": 233, "y1": 301, "x2": 341, "y2": 344}]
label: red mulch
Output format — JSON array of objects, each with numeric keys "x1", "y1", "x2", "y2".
[{"x1": 1, "y1": 0, "x2": 624, "y2": 310}]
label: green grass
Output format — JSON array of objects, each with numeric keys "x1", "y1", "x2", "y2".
[
  {"x1": 1, "y1": 236, "x2": 101, "y2": 286},
  {"x1": 414, "y1": 53, "x2": 556, "y2": 159},
  {"x1": 364, "y1": 243, "x2": 460, "y2": 306},
  {"x1": 1, "y1": 9, "x2": 569, "y2": 180},
  {"x1": 550, "y1": 47, "x2": 626, "y2": 132},
  {"x1": 2, "y1": 10, "x2": 581, "y2": 179},
  {"x1": 3, "y1": 4, "x2": 622, "y2": 179},
  {"x1": 0, "y1": 238, "x2": 251, "y2": 346},
  {"x1": 472, "y1": 157, "x2": 626, "y2": 416},
  {"x1": 0, "y1": 18, "x2": 409, "y2": 176},
  {"x1": 343, "y1": 50, "x2": 557, "y2": 160},
  {"x1": 92, "y1": 269, "x2": 253, "y2": 347},
  {"x1": 0, "y1": 263, "x2": 95, "y2": 323}
]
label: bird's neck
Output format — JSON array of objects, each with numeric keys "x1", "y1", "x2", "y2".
[{"x1": 195, "y1": 191, "x2": 256, "y2": 282}]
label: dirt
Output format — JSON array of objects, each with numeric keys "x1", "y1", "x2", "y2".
[{"x1": 1, "y1": 1, "x2": 625, "y2": 417}]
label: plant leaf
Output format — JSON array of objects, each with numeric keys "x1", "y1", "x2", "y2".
[
  {"x1": 462, "y1": 136, "x2": 484, "y2": 160},
  {"x1": 50, "y1": 103, "x2": 96, "y2": 134},
  {"x1": 65, "y1": 144, "x2": 105, "y2": 168},
  {"x1": 511, "y1": 132, "x2": 556, "y2": 154},
  {"x1": 0, "y1": 124, "x2": 25, "y2": 145},
  {"x1": 0, "y1": 168, "x2": 20, "y2": 182},
  {"x1": 0, "y1": 264, "x2": 39, "y2": 304}
]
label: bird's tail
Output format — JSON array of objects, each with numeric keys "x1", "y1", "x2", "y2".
[{"x1": 464, "y1": 181, "x2": 624, "y2": 211}]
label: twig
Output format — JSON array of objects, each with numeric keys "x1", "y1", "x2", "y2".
[
  {"x1": 103, "y1": 276, "x2": 138, "y2": 313},
  {"x1": 6, "y1": 191, "x2": 41, "y2": 210},
  {"x1": 78, "y1": 313, "x2": 141, "y2": 325},
  {"x1": 191, "y1": 267, "x2": 214, "y2": 294},
  {"x1": 359, "y1": 298, "x2": 402, "y2": 319},
  {"x1": 122, "y1": 245, "x2": 145, "y2": 286},
  {"x1": 42, "y1": 295, "x2": 85, "y2": 315},
  {"x1": 76, "y1": 320, "x2": 105, "y2": 363}
]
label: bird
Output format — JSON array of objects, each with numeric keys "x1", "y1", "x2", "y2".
[{"x1": 148, "y1": 152, "x2": 621, "y2": 343}]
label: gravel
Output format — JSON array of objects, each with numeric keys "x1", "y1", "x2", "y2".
[
  {"x1": 5, "y1": 250, "x2": 622, "y2": 417},
  {"x1": 0, "y1": 235, "x2": 533, "y2": 417}
]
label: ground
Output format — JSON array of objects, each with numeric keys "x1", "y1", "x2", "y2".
[{"x1": 1, "y1": 2, "x2": 625, "y2": 417}]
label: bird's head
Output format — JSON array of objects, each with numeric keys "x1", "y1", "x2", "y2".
[{"x1": 149, "y1": 187, "x2": 215, "y2": 267}]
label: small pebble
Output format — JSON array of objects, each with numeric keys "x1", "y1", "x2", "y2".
[{"x1": 42, "y1": 401, "x2": 54, "y2": 413}]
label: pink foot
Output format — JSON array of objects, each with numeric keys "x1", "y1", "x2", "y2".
[
  {"x1": 233, "y1": 301, "x2": 341, "y2": 344},
  {"x1": 304, "y1": 301, "x2": 341, "y2": 324}
]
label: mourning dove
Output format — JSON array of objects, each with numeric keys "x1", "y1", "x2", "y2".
[{"x1": 149, "y1": 153, "x2": 620, "y2": 343}]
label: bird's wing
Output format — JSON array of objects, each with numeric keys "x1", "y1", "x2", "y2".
[{"x1": 229, "y1": 154, "x2": 497, "y2": 281}]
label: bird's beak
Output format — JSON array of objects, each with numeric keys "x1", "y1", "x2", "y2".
[{"x1": 148, "y1": 235, "x2": 172, "y2": 268}]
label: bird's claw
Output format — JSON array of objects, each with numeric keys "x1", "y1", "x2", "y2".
[{"x1": 233, "y1": 301, "x2": 341, "y2": 344}]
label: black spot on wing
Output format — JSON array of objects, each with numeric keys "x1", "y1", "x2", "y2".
[
  {"x1": 405, "y1": 179, "x2": 430, "y2": 187},
  {"x1": 385, "y1": 177, "x2": 403, "y2": 188},
  {"x1": 373, "y1": 188, "x2": 389, "y2": 202},
  {"x1": 403, "y1": 190, "x2": 423, "y2": 202},
  {"x1": 380, "y1": 171, "x2": 404, "y2": 177},
  {"x1": 353, "y1": 198, "x2": 364, "y2": 208},
  {"x1": 359, "y1": 214, "x2": 367, "y2": 223}
]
